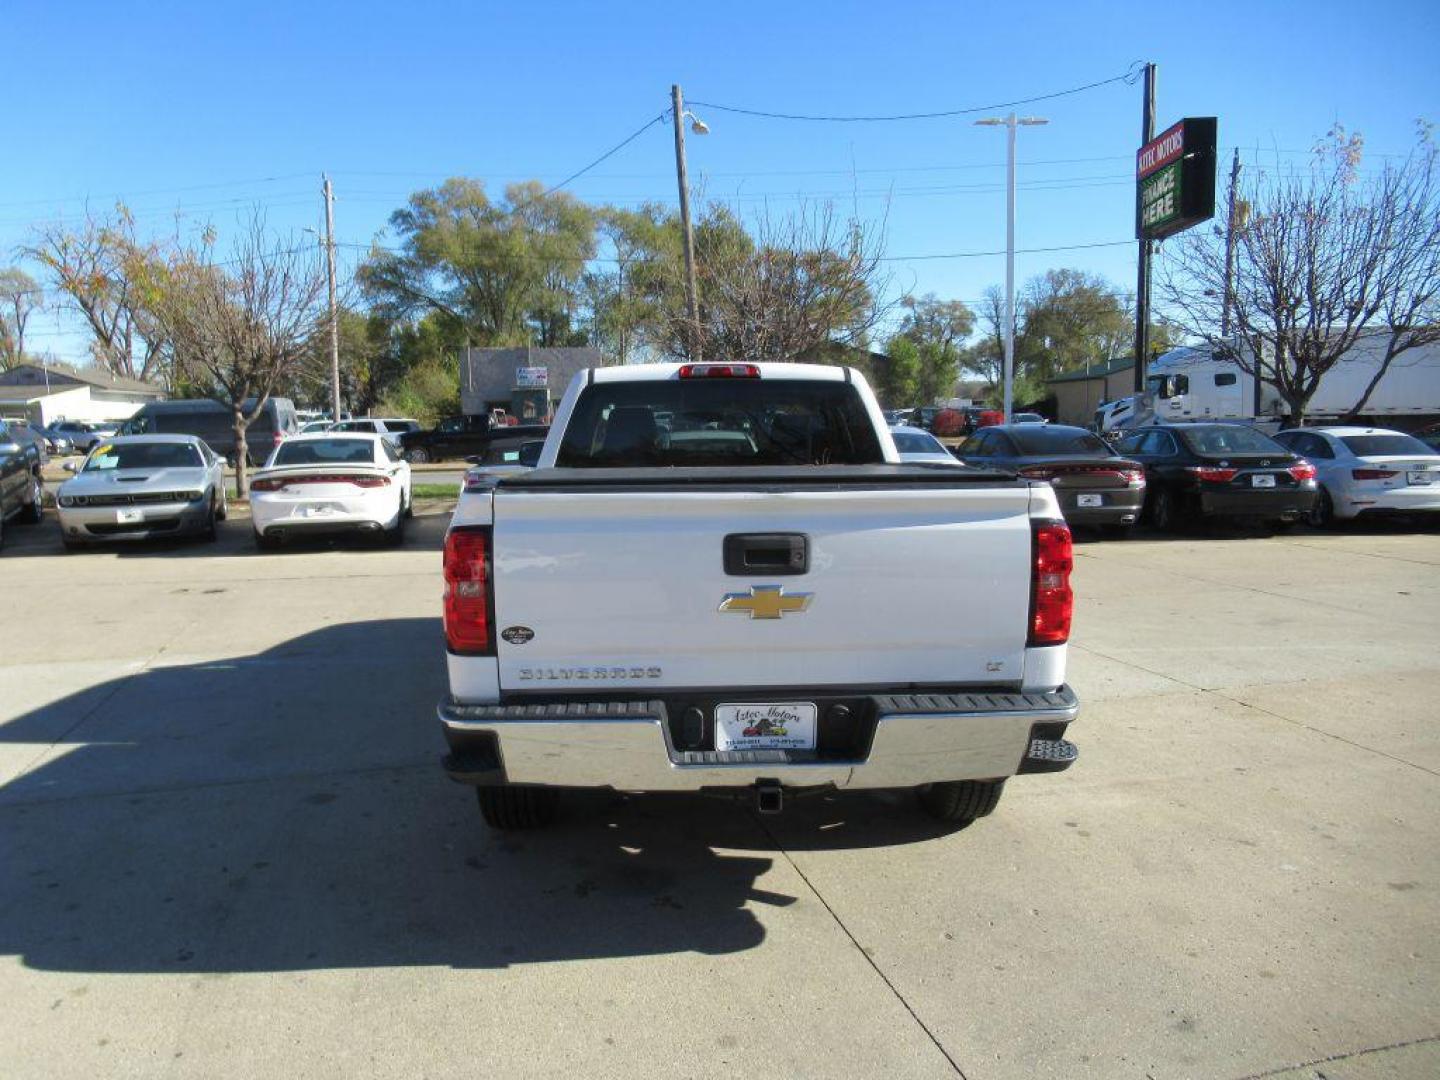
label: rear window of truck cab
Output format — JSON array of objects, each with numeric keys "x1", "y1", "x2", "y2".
[{"x1": 555, "y1": 378, "x2": 885, "y2": 467}]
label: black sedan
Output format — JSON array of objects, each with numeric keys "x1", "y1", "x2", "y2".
[
  {"x1": 957, "y1": 424, "x2": 1147, "y2": 533},
  {"x1": 1114, "y1": 424, "x2": 1318, "y2": 531}
]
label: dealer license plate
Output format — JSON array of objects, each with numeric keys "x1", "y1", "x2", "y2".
[
  {"x1": 714, "y1": 703, "x2": 817, "y2": 751},
  {"x1": 1251, "y1": 474, "x2": 1277, "y2": 488},
  {"x1": 302, "y1": 505, "x2": 338, "y2": 518},
  {"x1": 1409, "y1": 470, "x2": 1433, "y2": 485},
  {"x1": 115, "y1": 508, "x2": 143, "y2": 524},
  {"x1": 1075, "y1": 493, "x2": 1103, "y2": 508}
]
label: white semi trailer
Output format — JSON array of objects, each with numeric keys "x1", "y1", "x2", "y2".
[{"x1": 1095, "y1": 336, "x2": 1440, "y2": 433}]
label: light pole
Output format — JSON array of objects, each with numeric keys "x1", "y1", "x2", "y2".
[
  {"x1": 975, "y1": 112, "x2": 1048, "y2": 422},
  {"x1": 306, "y1": 178, "x2": 342, "y2": 425},
  {"x1": 670, "y1": 84, "x2": 709, "y2": 360}
]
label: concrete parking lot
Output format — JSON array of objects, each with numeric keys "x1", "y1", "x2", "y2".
[{"x1": 1, "y1": 513, "x2": 1437, "y2": 1079}]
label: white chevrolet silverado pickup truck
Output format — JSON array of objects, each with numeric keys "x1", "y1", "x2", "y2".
[{"x1": 438, "y1": 361, "x2": 1078, "y2": 829}]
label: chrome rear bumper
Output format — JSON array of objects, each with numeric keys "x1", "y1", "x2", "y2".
[{"x1": 439, "y1": 686, "x2": 1078, "y2": 791}]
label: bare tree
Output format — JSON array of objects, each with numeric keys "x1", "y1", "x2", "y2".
[
  {"x1": 0, "y1": 267, "x2": 41, "y2": 370},
  {"x1": 1160, "y1": 125, "x2": 1440, "y2": 424},
  {"x1": 966, "y1": 285, "x2": 1007, "y2": 392},
  {"x1": 654, "y1": 202, "x2": 891, "y2": 363},
  {"x1": 157, "y1": 215, "x2": 328, "y2": 494},
  {"x1": 23, "y1": 205, "x2": 175, "y2": 384}
]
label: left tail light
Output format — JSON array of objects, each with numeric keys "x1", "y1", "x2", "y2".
[
  {"x1": 444, "y1": 527, "x2": 494, "y2": 655},
  {"x1": 1029, "y1": 520, "x2": 1074, "y2": 647}
]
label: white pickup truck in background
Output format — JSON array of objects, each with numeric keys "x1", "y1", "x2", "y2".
[{"x1": 438, "y1": 362, "x2": 1079, "y2": 828}]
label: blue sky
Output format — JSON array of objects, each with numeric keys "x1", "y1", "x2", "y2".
[{"x1": 5, "y1": 0, "x2": 1437, "y2": 363}]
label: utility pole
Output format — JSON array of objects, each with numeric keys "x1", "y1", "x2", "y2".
[
  {"x1": 671, "y1": 84, "x2": 703, "y2": 360},
  {"x1": 322, "y1": 174, "x2": 341, "y2": 423},
  {"x1": 1132, "y1": 62, "x2": 1156, "y2": 395},
  {"x1": 1220, "y1": 147, "x2": 1242, "y2": 338},
  {"x1": 976, "y1": 112, "x2": 1048, "y2": 422}
]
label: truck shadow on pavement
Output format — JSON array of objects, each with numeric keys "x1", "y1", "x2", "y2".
[{"x1": 0, "y1": 618, "x2": 957, "y2": 975}]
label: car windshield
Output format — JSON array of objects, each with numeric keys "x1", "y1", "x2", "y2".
[
  {"x1": 1182, "y1": 426, "x2": 1285, "y2": 455},
  {"x1": 1010, "y1": 426, "x2": 1112, "y2": 455},
  {"x1": 892, "y1": 430, "x2": 946, "y2": 454},
  {"x1": 84, "y1": 442, "x2": 203, "y2": 471},
  {"x1": 272, "y1": 438, "x2": 376, "y2": 466},
  {"x1": 1340, "y1": 434, "x2": 1433, "y2": 457},
  {"x1": 555, "y1": 378, "x2": 885, "y2": 467}
]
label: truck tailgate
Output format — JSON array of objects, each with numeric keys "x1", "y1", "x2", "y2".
[{"x1": 491, "y1": 471, "x2": 1035, "y2": 692}]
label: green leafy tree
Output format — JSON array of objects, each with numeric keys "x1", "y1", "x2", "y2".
[
  {"x1": 877, "y1": 335, "x2": 921, "y2": 406},
  {"x1": 358, "y1": 179, "x2": 597, "y2": 348}
]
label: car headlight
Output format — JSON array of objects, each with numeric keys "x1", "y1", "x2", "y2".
[
  {"x1": 185, "y1": 490, "x2": 205, "y2": 503},
  {"x1": 58, "y1": 494, "x2": 75, "y2": 508}
]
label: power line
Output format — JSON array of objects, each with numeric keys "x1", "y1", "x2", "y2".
[
  {"x1": 687, "y1": 65, "x2": 1143, "y2": 123},
  {"x1": 531, "y1": 112, "x2": 670, "y2": 199}
]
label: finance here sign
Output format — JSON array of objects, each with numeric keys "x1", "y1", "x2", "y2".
[{"x1": 1136, "y1": 117, "x2": 1216, "y2": 241}]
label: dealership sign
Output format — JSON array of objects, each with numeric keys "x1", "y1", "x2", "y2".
[
  {"x1": 1136, "y1": 117, "x2": 1217, "y2": 241},
  {"x1": 514, "y1": 366, "x2": 548, "y2": 388}
]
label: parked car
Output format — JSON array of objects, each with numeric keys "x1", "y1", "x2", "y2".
[
  {"x1": 958, "y1": 424, "x2": 1146, "y2": 532},
  {"x1": 0, "y1": 420, "x2": 45, "y2": 549},
  {"x1": 1270, "y1": 426, "x2": 1440, "y2": 526},
  {"x1": 399, "y1": 414, "x2": 549, "y2": 464},
  {"x1": 1114, "y1": 423, "x2": 1318, "y2": 531},
  {"x1": 3, "y1": 421, "x2": 52, "y2": 466},
  {"x1": 299, "y1": 420, "x2": 334, "y2": 435},
  {"x1": 438, "y1": 360, "x2": 1079, "y2": 830},
  {"x1": 329, "y1": 417, "x2": 420, "y2": 448},
  {"x1": 1012, "y1": 412, "x2": 1048, "y2": 425},
  {"x1": 249, "y1": 433, "x2": 412, "y2": 549},
  {"x1": 911, "y1": 405, "x2": 941, "y2": 431},
  {"x1": 118, "y1": 398, "x2": 299, "y2": 465},
  {"x1": 34, "y1": 424, "x2": 74, "y2": 455},
  {"x1": 55, "y1": 435, "x2": 226, "y2": 548},
  {"x1": 1411, "y1": 422, "x2": 1440, "y2": 453},
  {"x1": 889, "y1": 425, "x2": 962, "y2": 465},
  {"x1": 461, "y1": 439, "x2": 545, "y2": 489},
  {"x1": 51, "y1": 420, "x2": 110, "y2": 452}
]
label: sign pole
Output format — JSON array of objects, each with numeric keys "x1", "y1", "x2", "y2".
[{"x1": 1132, "y1": 62, "x2": 1156, "y2": 395}]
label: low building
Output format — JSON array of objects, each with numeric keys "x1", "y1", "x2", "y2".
[
  {"x1": 459, "y1": 347, "x2": 602, "y2": 421},
  {"x1": 1047, "y1": 358, "x2": 1136, "y2": 427},
  {"x1": 0, "y1": 361, "x2": 167, "y2": 426}
]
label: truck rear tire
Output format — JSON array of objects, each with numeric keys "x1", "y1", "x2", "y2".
[
  {"x1": 917, "y1": 779, "x2": 1005, "y2": 824},
  {"x1": 476, "y1": 785, "x2": 560, "y2": 829}
]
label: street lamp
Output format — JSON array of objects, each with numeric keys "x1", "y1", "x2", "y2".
[
  {"x1": 975, "y1": 113, "x2": 1048, "y2": 423},
  {"x1": 671, "y1": 85, "x2": 709, "y2": 359}
]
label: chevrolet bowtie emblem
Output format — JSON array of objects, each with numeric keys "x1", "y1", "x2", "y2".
[{"x1": 718, "y1": 585, "x2": 813, "y2": 620}]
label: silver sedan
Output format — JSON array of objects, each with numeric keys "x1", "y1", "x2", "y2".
[
  {"x1": 56, "y1": 434, "x2": 228, "y2": 548},
  {"x1": 1272, "y1": 426, "x2": 1440, "y2": 526}
]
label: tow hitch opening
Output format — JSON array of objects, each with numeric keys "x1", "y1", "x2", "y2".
[{"x1": 755, "y1": 781, "x2": 784, "y2": 815}]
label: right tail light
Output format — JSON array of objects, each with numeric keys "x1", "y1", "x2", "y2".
[
  {"x1": 1029, "y1": 520, "x2": 1074, "y2": 647},
  {"x1": 443, "y1": 527, "x2": 494, "y2": 655}
]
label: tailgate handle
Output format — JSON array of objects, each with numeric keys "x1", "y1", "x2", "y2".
[{"x1": 724, "y1": 533, "x2": 808, "y2": 576}]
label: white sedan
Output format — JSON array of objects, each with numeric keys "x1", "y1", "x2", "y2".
[
  {"x1": 889, "y1": 425, "x2": 962, "y2": 465},
  {"x1": 250, "y1": 433, "x2": 412, "y2": 549},
  {"x1": 1271, "y1": 426, "x2": 1440, "y2": 526}
]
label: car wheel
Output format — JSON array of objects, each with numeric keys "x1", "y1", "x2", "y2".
[
  {"x1": 21, "y1": 474, "x2": 43, "y2": 524},
  {"x1": 403, "y1": 487, "x2": 413, "y2": 519},
  {"x1": 216, "y1": 486, "x2": 228, "y2": 521},
  {"x1": 62, "y1": 535, "x2": 84, "y2": 552},
  {"x1": 202, "y1": 496, "x2": 219, "y2": 542},
  {"x1": 1151, "y1": 487, "x2": 1179, "y2": 532},
  {"x1": 408, "y1": 447, "x2": 430, "y2": 464},
  {"x1": 384, "y1": 509, "x2": 405, "y2": 547},
  {"x1": 1307, "y1": 487, "x2": 1334, "y2": 529},
  {"x1": 917, "y1": 779, "x2": 1005, "y2": 825},
  {"x1": 476, "y1": 785, "x2": 560, "y2": 829}
]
